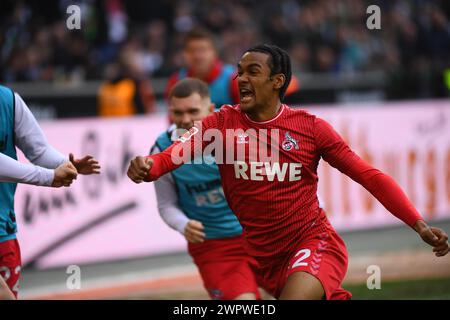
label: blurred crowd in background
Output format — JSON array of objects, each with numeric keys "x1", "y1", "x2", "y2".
[{"x1": 1, "y1": 0, "x2": 450, "y2": 100}]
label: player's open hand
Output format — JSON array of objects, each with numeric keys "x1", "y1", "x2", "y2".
[
  {"x1": 52, "y1": 161, "x2": 78, "y2": 188},
  {"x1": 184, "y1": 220, "x2": 205, "y2": 244},
  {"x1": 127, "y1": 156, "x2": 153, "y2": 183},
  {"x1": 69, "y1": 153, "x2": 101, "y2": 175},
  {"x1": 414, "y1": 220, "x2": 449, "y2": 257}
]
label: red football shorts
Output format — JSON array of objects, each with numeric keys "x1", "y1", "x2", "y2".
[
  {"x1": 188, "y1": 234, "x2": 261, "y2": 300},
  {"x1": 254, "y1": 224, "x2": 352, "y2": 300},
  {"x1": 0, "y1": 239, "x2": 22, "y2": 298}
]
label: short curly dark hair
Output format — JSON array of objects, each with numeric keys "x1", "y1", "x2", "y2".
[{"x1": 245, "y1": 44, "x2": 292, "y2": 100}]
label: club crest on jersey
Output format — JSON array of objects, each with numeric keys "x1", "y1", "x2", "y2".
[
  {"x1": 179, "y1": 127, "x2": 199, "y2": 143},
  {"x1": 281, "y1": 132, "x2": 299, "y2": 151}
]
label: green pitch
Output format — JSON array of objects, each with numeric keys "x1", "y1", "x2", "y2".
[
  {"x1": 346, "y1": 277, "x2": 450, "y2": 300},
  {"x1": 137, "y1": 277, "x2": 450, "y2": 300}
]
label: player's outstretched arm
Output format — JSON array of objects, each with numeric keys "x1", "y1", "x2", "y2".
[
  {"x1": 128, "y1": 108, "x2": 224, "y2": 183},
  {"x1": 128, "y1": 139, "x2": 187, "y2": 184},
  {"x1": 315, "y1": 117, "x2": 449, "y2": 256},
  {"x1": 0, "y1": 151, "x2": 80, "y2": 188},
  {"x1": 0, "y1": 152, "x2": 53, "y2": 186}
]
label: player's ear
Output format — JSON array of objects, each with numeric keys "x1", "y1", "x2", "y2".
[
  {"x1": 272, "y1": 74, "x2": 285, "y2": 91},
  {"x1": 209, "y1": 103, "x2": 215, "y2": 113}
]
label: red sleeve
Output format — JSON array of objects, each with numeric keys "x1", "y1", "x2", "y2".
[
  {"x1": 314, "y1": 117, "x2": 423, "y2": 227},
  {"x1": 147, "y1": 109, "x2": 225, "y2": 181},
  {"x1": 229, "y1": 72, "x2": 240, "y2": 104}
]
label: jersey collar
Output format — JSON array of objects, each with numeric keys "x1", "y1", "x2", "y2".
[{"x1": 243, "y1": 104, "x2": 286, "y2": 125}]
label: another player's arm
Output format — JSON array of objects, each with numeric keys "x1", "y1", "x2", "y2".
[
  {"x1": 0, "y1": 152, "x2": 53, "y2": 186},
  {"x1": 151, "y1": 146, "x2": 205, "y2": 243},
  {"x1": 128, "y1": 109, "x2": 224, "y2": 183},
  {"x1": 14, "y1": 92, "x2": 100, "y2": 175},
  {"x1": 315, "y1": 117, "x2": 449, "y2": 257},
  {"x1": 0, "y1": 151, "x2": 77, "y2": 187}
]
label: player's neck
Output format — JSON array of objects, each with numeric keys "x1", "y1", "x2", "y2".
[{"x1": 246, "y1": 101, "x2": 282, "y2": 122}]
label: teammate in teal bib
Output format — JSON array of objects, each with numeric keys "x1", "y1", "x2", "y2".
[
  {"x1": 0, "y1": 85, "x2": 18, "y2": 242},
  {"x1": 144, "y1": 77, "x2": 259, "y2": 300},
  {"x1": 0, "y1": 85, "x2": 101, "y2": 298},
  {"x1": 152, "y1": 128, "x2": 242, "y2": 239}
]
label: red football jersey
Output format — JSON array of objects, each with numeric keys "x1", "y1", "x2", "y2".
[{"x1": 148, "y1": 104, "x2": 422, "y2": 259}]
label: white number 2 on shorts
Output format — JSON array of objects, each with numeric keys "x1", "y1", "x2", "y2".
[{"x1": 291, "y1": 249, "x2": 311, "y2": 269}]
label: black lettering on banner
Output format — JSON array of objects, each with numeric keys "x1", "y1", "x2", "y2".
[{"x1": 82, "y1": 131, "x2": 101, "y2": 199}]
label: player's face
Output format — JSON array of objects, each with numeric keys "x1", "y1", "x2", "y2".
[
  {"x1": 169, "y1": 92, "x2": 214, "y2": 130},
  {"x1": 184, "y1": 39, "x2": 216, "y2": 76},
  {"x1": 237, "y1": 51, "x2": 283, "y2": 113}
]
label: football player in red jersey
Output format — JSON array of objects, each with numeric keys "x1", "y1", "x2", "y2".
[{"x1": 128, "y1": 44, "x2": 449, "y2": 300}]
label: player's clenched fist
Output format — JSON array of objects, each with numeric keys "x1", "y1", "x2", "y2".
[
  {"x1": 127, "y1": 156, "x2": 153, "y2": 183},
  {"x1": 184, "y1": 220, "x2": 206, "y2": 244},
  {"x1": 414, "y1": 220, "x2": 449, "y2": 257},
  {"x1": 51, "y1": 161, "x2": 78, "y2": 188}
]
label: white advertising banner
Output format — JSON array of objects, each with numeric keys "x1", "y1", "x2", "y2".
[
  {"x1": 14, "y1": 100, "x2": 450, "y2": 269},
  {"x1": 15, "y1": 115, "x2": 186, "y2": 269}
]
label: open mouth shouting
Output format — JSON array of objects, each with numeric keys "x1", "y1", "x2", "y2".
[{"x1": 239, "y1": 87, "x2": 254, "y2": 105}]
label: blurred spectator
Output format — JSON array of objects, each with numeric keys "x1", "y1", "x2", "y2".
[
  {"x1": 97, "y1": 60, "x2": 155, "y2": 117},
  {"x1": 0, "y1": 0, "x2": 449, "y2": 99},
  {"x1": 165, "y1": 28, "x2": 239, "y2": 113},
  {"x1": 105, "y1": 0, "x2": 128, "y2": 44}
]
